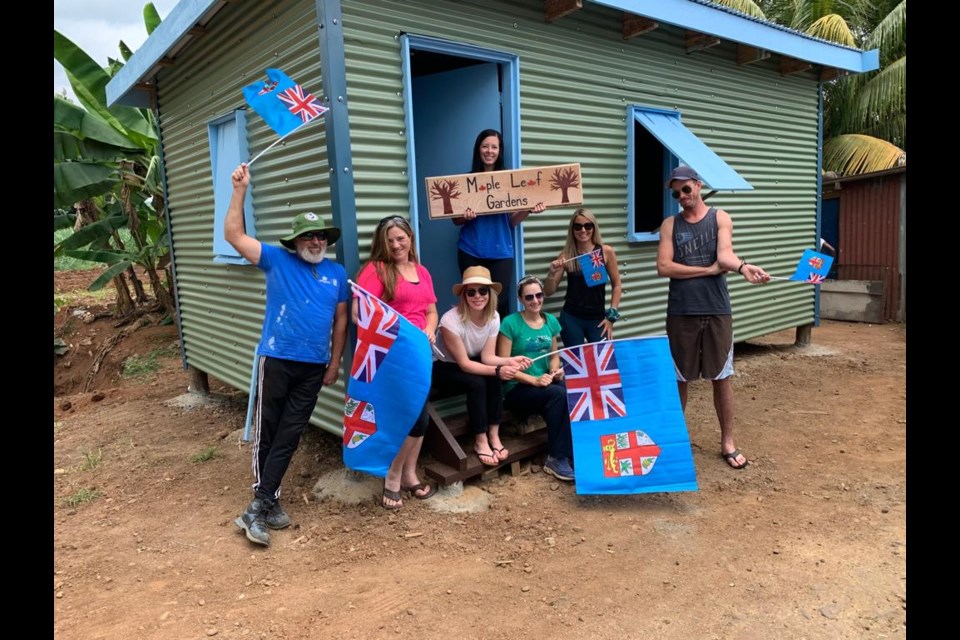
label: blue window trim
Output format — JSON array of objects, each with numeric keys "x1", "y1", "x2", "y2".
[
  {"x1": 626, "y1": 105, "x2": 677, "y2": 243},
  {"x1": 207, "y1": 109, "x2": 255, "y2": 264}
]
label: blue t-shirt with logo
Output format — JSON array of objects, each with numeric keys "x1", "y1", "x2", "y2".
[{"x1": 255, "y1": 243, "x2": 349, "y2": 364}]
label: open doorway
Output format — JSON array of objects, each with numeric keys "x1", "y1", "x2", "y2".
[{"x1": 401, "y1": 36, "x2": 520, "y2": 314}]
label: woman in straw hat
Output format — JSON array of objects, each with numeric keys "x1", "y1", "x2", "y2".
[
  {"x1": 356, "y1": 215, "x2": 439, "y2": 509},
  {"x1": 433, "y1": 267, "x2": 532, "y2": 467}
]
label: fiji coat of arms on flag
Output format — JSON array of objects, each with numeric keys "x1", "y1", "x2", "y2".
[
  {"x1": 559, "y1": 337, "x2": 698, "y2": 495},
  {"x1": 576, "y1": 249, "x2": 609, "y2": 287},
  {"x1": 787, "y1": 249, "x2": 834, "y2": 284}
]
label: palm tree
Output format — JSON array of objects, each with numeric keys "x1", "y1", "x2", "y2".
[{"x1": 713, "y1": 0, "x2": 906, "y2": 175}]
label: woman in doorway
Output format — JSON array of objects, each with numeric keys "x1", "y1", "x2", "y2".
[
  {"x1": 544, "y1": 208, "x2": 623, "y2": 346},
  {"x1": 433, "y1": 267, "x2": 532, "y2": 466},
  {"x1": 453, "y1": 129, "x2": 546, "y2": 320},
  {"x1": 355, "y1": 215, "x2": 439, "y2": 509},
  {"x1": 496, "y1": 275, "x2": 575, "y2": 482}
]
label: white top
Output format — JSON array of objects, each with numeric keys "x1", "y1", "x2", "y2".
[{"x1": 435, "y1": 307, "x2": 500, "y2": 362}]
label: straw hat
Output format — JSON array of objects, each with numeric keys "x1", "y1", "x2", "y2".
[{"x1": 452, "y1": 266, "x2": 503, "y2": 296}]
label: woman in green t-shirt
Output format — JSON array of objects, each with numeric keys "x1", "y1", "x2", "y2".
[{"x1": 496, "y1": 275, "x2": 575, "y2": 482}]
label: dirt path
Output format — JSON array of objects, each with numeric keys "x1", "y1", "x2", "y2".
[{"x1": 53, "y1": 298, "x2": 906, "y2": 640}]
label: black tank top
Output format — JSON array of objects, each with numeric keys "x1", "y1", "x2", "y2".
[{"x1": 562, "y1": 244, "x2": 606, "y2": 320}]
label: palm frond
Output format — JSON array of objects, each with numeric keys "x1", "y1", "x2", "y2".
[
  {"x1": 806, "y1": 14, "x2": 856, "y2": 46},
  {"x1": 855, "y1": 56, "x2": 905, "y2": 124},
  {"x1": 865, "y1": 0, "x2": 906, "y2": 62},
  {"x1": 710, "y1": 0, "x2": 767, "y2": 19},
  {"x1": 822, "y1": 134, "x2": 905, "y2": 175}
]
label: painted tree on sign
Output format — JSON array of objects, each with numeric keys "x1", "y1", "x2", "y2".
[
  {"x1": 429, "y1": 179, "x2": 461, "y2": 215},
  {"x1": 549, "y1": 167, "x2": 580, "y2": 204}
]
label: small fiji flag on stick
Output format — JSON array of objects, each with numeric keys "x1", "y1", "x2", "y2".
[
  {"x1": 574, "y1": 249, "x2": 609, "y2": 287},
  {"x1": 769, "y1": 249, "x2": 834, "y2": 284},
  {"x1": 242, "y1": 68, "x2": 329, "y2": 167}
]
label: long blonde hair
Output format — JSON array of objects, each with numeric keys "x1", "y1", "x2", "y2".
[
  {"x1": 559, "y1": 208, "x2": 604, "y2": 273},
  {"x1": 360, "y1": 216, "x2": 420, "y2": 301}
]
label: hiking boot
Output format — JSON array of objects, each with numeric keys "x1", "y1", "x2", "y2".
[
  {"x1": 543, "y1": 456, "x2": 575, "y2": 482},
  {"x1": 263, "y1": 499, "x2": 291, "y2": 530},
  {"x1": 234, "y1": 498, "x2": 271, "y2": 546}
]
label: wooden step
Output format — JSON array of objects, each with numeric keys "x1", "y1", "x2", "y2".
[{"x1": 423, "y1": 429, "x2": 548, "y2": 486}]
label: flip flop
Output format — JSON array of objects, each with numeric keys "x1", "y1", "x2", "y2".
[
  {"x1": 492, "y1": 447, "x2": 509, "y2": 462},
  {"x1": 402, "y1": 482, "x2": 437, "y2": 501},
  {"x1": 721, "y1": 449, "x2": 750, "y2": 470},
  {"x1": 381, "y1": 485, "x2": 403, "y2": 509},
  {"x1": 474, "y1": 447, "x2": 499, "y2": 467}
]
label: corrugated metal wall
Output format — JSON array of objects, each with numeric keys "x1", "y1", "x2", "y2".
[
  {"x1": 340, "y1": 0, "x2": 823, "y2": 342},
  {"x1": 154, "y1": 0, "x2": 345, "y2": 432},
  {"x1": 835, "y1": 175, "x2": 903, "y2": 321}
]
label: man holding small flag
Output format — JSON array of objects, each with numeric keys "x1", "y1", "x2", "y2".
[
  {"x1": 225, "y1": 163, "x2": 348, "y2": 546},
  {"x1": 656, "y1": 165, "x2": 769, "y2": 470}
]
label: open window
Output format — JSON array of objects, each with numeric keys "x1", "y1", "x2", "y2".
[
  {"x1": 208, "y1": 110, "x2": 256, "y2": 264},
  {"x1": 627, "y1": 105, "x2": 753, "y2": 243}
]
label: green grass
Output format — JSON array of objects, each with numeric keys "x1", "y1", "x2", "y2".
[
  {"x1": 61, "y1": 487, "x2": 101, "y2": 507},
  {"x1": 121, "y1": 345, "x2": 178, "y2": 379},
  {"x1": 78, "y1": 448, "x2": 103, "y2": 471},
  {"x1": 190, "y1": 446, "x2": 220, "y2": 464}
]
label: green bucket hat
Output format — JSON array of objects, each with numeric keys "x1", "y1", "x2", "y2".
[{"x1": 279, "y1": 212, "x2": 341, "y2": 250}]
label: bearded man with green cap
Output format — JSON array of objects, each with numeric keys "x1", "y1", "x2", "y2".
[{"x1": 225, "y1": 163, "x2": 348, "y2": 547}]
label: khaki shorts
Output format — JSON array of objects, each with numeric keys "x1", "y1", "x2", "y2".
[{"x1": 665, "y1": 315, "x2": 734, "y2": 381}]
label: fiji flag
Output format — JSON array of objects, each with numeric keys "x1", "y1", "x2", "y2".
[
  {"x1": 343, "y1": 286, "x2": 432, "y2": 477},
  {"x1": 576, "y1": 249, "x2": 609, "y2": 288},
  {"x1": 559, "y1": 337, "x2": 698, "y2": 495},
  {"x1": 788, "y1": 249, "x2": 834, "y2": 284},
  {"x1": 243, "y1": 68, "x2": 328, "y2": 138}
]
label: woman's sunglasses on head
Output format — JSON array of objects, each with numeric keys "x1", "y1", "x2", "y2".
[
  {"x1": 572, "y1": 222, "x2": 595, "y2": 232},
  {"x1": 465, "y1": 287, "x2": 490, "y2": 298},
  {"x1": 671, "y1": 185, "x2": 693, "y2": 199}
]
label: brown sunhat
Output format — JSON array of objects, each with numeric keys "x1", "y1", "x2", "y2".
[
  {"x1": 452, "y1": 266, "x2": 503, "y2": 296},
  {"x1": 279, "y1": 212, "x2": 341, "y2": 249}
]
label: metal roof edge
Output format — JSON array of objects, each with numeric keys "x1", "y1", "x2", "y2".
[
  {"x1": 106, "y1": 0, "x2": 222, "y2": 107},
  {"x1": 591, "y1": 0, "x2": 879, "y2": 73}
]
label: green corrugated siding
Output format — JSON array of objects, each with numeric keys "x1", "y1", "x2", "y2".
[
  {"x1": 154, "y1": 0, "x2": 344, "y2": 434},
  {"x1": 341, "y1": 0, "x2": 821, "y2": 341}
]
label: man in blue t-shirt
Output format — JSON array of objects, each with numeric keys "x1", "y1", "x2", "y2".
[{"x1": 225, "y1": 163, "x2": 349, "y2": 547}]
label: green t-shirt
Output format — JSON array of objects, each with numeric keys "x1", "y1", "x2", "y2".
[{"x1": 498, "y1": 311, "x2": 561, "y2": 395}]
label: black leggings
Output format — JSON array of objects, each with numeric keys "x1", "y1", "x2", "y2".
[{"x1": 431, "y1": 360, "x2": 503, "y2": 434}]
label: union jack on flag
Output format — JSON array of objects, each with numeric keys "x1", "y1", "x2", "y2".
[
  {"x1": 589, "y1": 249, "x2": 604, "y2": 269},
  {"x1": 806, "y1": 273, "x2": 825, "y2": 284},
  {"x1": 787, "y1": 249, "x2": 834, "y2": 283},
  {"x1": 560, "y1": 342, "x2": 626, "y2": 422},
  {"x1": 278, "y1": 84, "x2": 327, "y2": 124},
  {"x1": 350, "y1": 287, "x2": 399, "y2": 383}
]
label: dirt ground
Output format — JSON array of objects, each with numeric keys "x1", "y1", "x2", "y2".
[{"x1": 53, "y1": 269, "x2": 906, "y2": 640}]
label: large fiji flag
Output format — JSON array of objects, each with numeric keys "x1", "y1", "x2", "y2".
[
  {"x1": 787, "y1": 249, "x2": 834, "y2": 284},
  {"x1": 342, "y1": 285, "x2": 431, "y2": 477},
  {"x1": 559, "y1": 337, "x2": 698, "y2": 495},
  {"x1": 243, "y1": 68, "x2": 328, "y2": 138},
  {"x1": 576, "y1": 249, "x2": 609, "y2": 288}
]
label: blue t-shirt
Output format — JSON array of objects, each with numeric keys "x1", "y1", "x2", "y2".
[
  {"x1": 255, "y1": 244, "x2": 349, "y2": 364},
  {"x1": 457, "y1": 213, "x2": 514, "y2": 259}
]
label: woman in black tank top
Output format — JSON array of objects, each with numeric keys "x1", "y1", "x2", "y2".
[{"x1": 544, "y1": 208, "x2": 623, "y2": 347}]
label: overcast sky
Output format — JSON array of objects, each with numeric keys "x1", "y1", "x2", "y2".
[{"x1": 54, "y1": 0, "x2": 180, "y2": 100}]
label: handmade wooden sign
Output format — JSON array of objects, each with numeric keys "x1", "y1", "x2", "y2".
[{"x1": 424, "y1": 163, "x2": 583, "y2": 219}]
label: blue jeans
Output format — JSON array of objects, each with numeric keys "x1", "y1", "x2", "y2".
[
  {"x1": 504, "y1": 381, "x2": 573, "y2": 460},
  {"x1": 559, "y1": 310, "x2": 604, "y2": 347}
]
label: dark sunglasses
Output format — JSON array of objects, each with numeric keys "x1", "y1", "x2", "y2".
[
  {"x1": 465, "y1": 287, "x2": 490, "y2": 298},
  {"x1": 297, "y1": 231, "x2": 326, "y2": 241},
  {"x1": 671, "y1": 185, "x2": 694, "y2": 199},
  {"x1": 377, "y1": 215, "x2": 408, "y2": 229},
  {"x1": 523, "y1": 292, "x2": 545, "y2": 302},
  {"x1": 572, "y1": 222, "x2": 595, "y2": 232}
]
